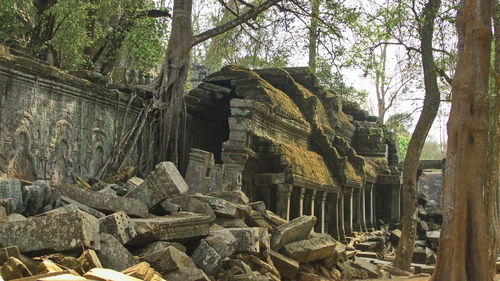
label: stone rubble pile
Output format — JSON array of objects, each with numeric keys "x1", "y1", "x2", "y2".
[{"x1": 0, "y1": 162, "x2": 439, "y2": 281}]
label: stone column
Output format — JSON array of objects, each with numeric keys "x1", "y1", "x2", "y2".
[
  {"x1": 353, "y1": 189, "x2": 362, "y2": 232},
  {"x1": 320, "y1": 192, "x2": 327, "y2": 233},
  {"x1": 276, "y1": 184, "x2": 293, "y2": 221},
  {"x1": 299, "y1": 187, "x2": 306, "y2": 216},
  {"x1": 344, "y1": 189, "x2": 353, "y2": 236},
  {"x1": 310, "y1": 190, "x2": 316, "y2": 216},
  {"x1": 184, "y1": 149, "x2": 214, "y2": 194},
  {"x1": 338, "y1": 191, "x2": 346, "y2": 242},
  {"x1": 391, "y1": 184, "x2": 401, "y2": 223},
  {"x1": 365, "y1": 184, "x2": 374, "y2": 230},
  {"x1": 361, "y1": 186, "x2": 367, "y2": 232}
]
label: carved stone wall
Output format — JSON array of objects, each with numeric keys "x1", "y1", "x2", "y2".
[{"x1": 0, "y1": 49, "x2": 151, "y2": 184}]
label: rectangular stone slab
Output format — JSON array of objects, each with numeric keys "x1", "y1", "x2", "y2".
[
  {"x1": 282, "y1": 234, "x2": 337, "y2": 263},
  {"x1": 0, "y1": 211, "x2": 99, "y2": 254},
  {"x1": 54, "y1": 186, "x2": 149, "y2": 217},
  {"x1": 127, "y1": 213, "x2": 212, "y2": 245}
]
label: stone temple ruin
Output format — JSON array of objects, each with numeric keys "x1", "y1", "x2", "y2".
[
  {"x1": 0, "y1": 48, "x2": 428, "y2": 281},
  {"x1": 184, "y1": 66, "x2": 403, "y2": 242}
]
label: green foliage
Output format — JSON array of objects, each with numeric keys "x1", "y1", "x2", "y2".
[
  {"x1": 420, "y1": 140, "x2": 443, "y2": 160},
  {"x1": 0, "y1": 0, "x2": 32, "y2": 46},
  {"x1": 396, "y1": 133, "x2": 411, "y2": 160}
]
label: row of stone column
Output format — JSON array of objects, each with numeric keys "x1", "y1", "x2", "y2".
[{"x1": 276, "y1": 183, "x2": 377, "y2": 242}]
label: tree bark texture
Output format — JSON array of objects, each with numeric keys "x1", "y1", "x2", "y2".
[
  {"x1": 393, "y1": 0, "x2": 442, "y2": 271},
  {"x1": 431, "y1": 0, "x2": 497, "y2": 280},
  {"x1": 308, "y1": 0, "x2": 320, "y2": 72}
]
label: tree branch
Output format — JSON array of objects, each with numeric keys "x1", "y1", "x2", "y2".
[
  {"x1": 137, "y1": 9, "x2": 171, "y2": 18},
  {"x1": 191, "y1": 0, "x2": 281, "y2": 47}
]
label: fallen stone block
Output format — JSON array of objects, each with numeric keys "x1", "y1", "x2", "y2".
[
  {"x1": 297, "y1": 272, "x2": 323, "y2": 281},
  {"x1": 0, "y1": 206, "x2": 7, "y2": 222},
  {"x1": 84, "y1": 268, "x2": 143, "y2": 281},
  {"x1": 269, "y1": 250, "x2": 299, "y2": 280},
  {"x1": 0, "y1": 246, "x2": 21, "y2": 266},
  {"x1": 228, "y1": 228, "x2": 263, "y2": 254},
  {"x1": 271, "y1": 215, "x2": 317, "y2": 251},
  {"x1": 0, "y1": 211, "x2": 99, "y2": 253},
  {"x1": 390, "y1": 229, "x2": 402, "y2": 245},
  {"x1": 205, "y1": 229, "x2": 237, "y2": 258},
  {"x1": 22, "y1": 182, "x2": 51, "y2": 216},
  {"x1": 99, "y1": 211, "x2": 137, "y2": 244},
  {"x1": 142, "y1": 246, "x2": 196, "y2": 274},
  {"x1": 124, "y1": 162, "x2": 188, "y2": 208},
  {"x1": 355, "y1": 241, "x2": 382, "y2": 252},
  {"x1": 191, "y1": 240, "x2": 222, "y2": 275},
  {"x1": 77, "y1": 249, "x2": 103, "y2": 273},
  {"x1": 37, "y1": 260, "x2": 63, "y2": 274},
  {"x1": 55, "y1": 186, "x2": 149, "y2": 217},
  {"x1": 282, "y1": 234, "x2": 337, "y2": 263},
  {"x1": 7, "y1": 213, "x2": 27, "y2": 222},
  {"x1": 191, "y1": 195, "x2": 241, "y2": 218},
  {"x1": 96, "y1": 233, "x2": 138, "y2": 271},
  {"x1": 121, "y1": 262, "x2": 163, "y2": 281},
  {"x1": 128, "y1": 213, "x2": 212, "y2": 245},
  {"x1": 215, "y1": 217, "x2": 247, "y2": 228},
  {"x1": 0, "y1": 257, "x2": 32, "y2": 280},
  {"x1": 0, "y1": 178, "x2": 24, "y2": 213},
  {"x1": 10, "y1": 270, "x2": 81, "y2": 281},
  {"x1": 58, "y1": 196, "x2": 106, "y2": 218},
  {"x1": 164, "y1": 267, "x2": 210, "y2": 281},
  {"x1": 165, "y1": 195, "x2": 215, "y2": 220},
  {"x1": 132, "y1": 241, "x2": 186, "y2": 256},
  {"x1": 209, "y1": 190, "x2": 249, "y2": 205},
  {"x1": 351, "y1": 258, "x2": 382, "y2": 278}
]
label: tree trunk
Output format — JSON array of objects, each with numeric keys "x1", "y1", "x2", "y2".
[
  {"x1": 393, "y1": 0, "x2": 441, "y2": 271},
  {"x1": 156, "y1": 0, "x2": 193, "y2": 167},
  {"x1": 430, "y1": 0, "x2": 497, "y2": 279},
  {"x1": 308, "y1": 0, "x2": 320, "y2": 72},
  {"x1": 493, "y1": 0, "x2": 500, "y2": 236},
  {"x1": 375, "y1": 44, "x2": 388, "y2": 123},
  {"x1": 29, "y1": 0, "x2": 57, "y2": 62}
]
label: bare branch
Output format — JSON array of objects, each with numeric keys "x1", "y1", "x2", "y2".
[{"x1": 191, "y1": 0, "x2": 281, "y2": 47}]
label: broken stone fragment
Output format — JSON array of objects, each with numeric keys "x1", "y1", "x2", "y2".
[
  {"x1": 282, "y1": 234, "x2": 337, "y2": 263},
  {"x1": 99, "y1": 211, "x2": 137, "y2": 244},
  {"x1": 121, "y1": 262, "x2": 164, "y2": 281},
  {"x1": 96, "y1": 233, "x2": 138, "y2": 271},
  {"x1": 0, "y1": 207, "x2": 7, "y2": 222},
  {"x1": 191, "y1": 195, "x2": 242, "y2": 218},
  {"x1": 214, "y1": 217, "x2": 247, "y2": 228},
  {"x1": 128, "y1": 213, "x2": 212, "y2": 245},
  {"x1": 205, "y1": 229, "x2": 238, "y2": 258},
  {"x1": 209, "y1": 190, "x2": 249, "y2": 205},
  {"x1": 191, "y1": 239, "x2": 222, "y2": 275},
  {"x1": 0, "y1": 178, "x2": 24, "y2": 213},
  {"x1": 0, "y1": 211, "x2": 100, "y2": 254},
  {"x1": 37, "y1": 260, "x2": 63, "y2": 274},
  {"x1": 132, "y1": 241, "x2": 187, "y2": 257},
  {"x1": 227, "y1": 228, "x2": 262, "y2": 254},
  {"x1": 164, "y1": 267, "x2": 210, "y2": 281},
  {"x1": 0, "y1": 198, "x2": 17, "y2": 215},
  {"x1": 55, "y1": 185, "x2": 149, "y2": 217},
  {"x1": 164, "y1": 195, "x2": 215, "y2": 220},
  {"x1": 84, "y1": 268, "x2": 143, "y2": 281},
  {"x1": 22, "y1": 183, "x2": 51, "y2": 216},
  {"x1": 270, "y1": 215, "x2": 317, "y2": 251},
  {"x1": 0, "y1": 246, "x2": 21, "y2": 265},
  {"x1": 58, "y1": 196, "x2": 105, "y2": 218},
  {"x1": 390, "y1": 229, "x2": 402, "y2": 245},
  {"x1": 351, "y1": 258, "x2": 382, "y2": 278},
  {"x1": 124, "y1": 161, "x2": 188, "y2": 209},
  {"x1": 269, "y1": 250, "x2": 299, "y2": 280},
  {"x1": 7, "y1": 213, "x2": 27, "y2": 222},
  {"x1": 0, "y1": 257, "x2": 32, "y2": 280},
  {"x1": 77, "y1": 249, "x2": 103, "y2": 273},
  {"x1": 141, "y1": 246, "x2": 196, "y2": 274}
]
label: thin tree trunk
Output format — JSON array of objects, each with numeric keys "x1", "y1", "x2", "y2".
[
  {"x1": 376, "y1": 44, "x2": 388, "y2": 123},
  {"x1": 29, "y1": 0, "x2": 57, "y2": 61},
  {"x1": 493, "y1": 0, "x2": 500, "y2": 235},
  {"x1": 308, "y1": 0, "x2": 319, "y2": 72},
  {"x1": 393, "y1": 0, "x2": 441, "y2": 271},
  {"x1": 431, "y1": 0, "x2": 496, "y2": 280}
]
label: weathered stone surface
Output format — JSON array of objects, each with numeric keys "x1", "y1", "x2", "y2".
[
  {"x1": 7, "y1": 213, "x2": 26, "y2": 222},
  {"x1": 128, "y1": 213, "x2": 212, "y2": 245},
  {"x1": 185, "y1": 149, "x2": 214, "y2": 194},
  {"x1": 205, "y1": 229, "x2": 237, "y2": 258},
  {"x1": 84, "y1": 268, "x2": 143, "y2": 281},
  {"x1": 192, "y1": 195, "x2": 241, "y2": 218},
  {"x1": 0, "y1": 211, "x2": 99, "y2": 253},
  {"x1": 41, "y1": 203, "x2": 80, "y2": 216},
  {"x1": 77, "y1": 249, "x2": 102, "y2": 273},
  {"x1": 97, "y1": 234, "x2": 138, "y2": 271},
  {"x1": 191, "y1": 240, "x2": 222, "y2": 275},
  {"x1": 271, "y1": 216, "x2": 317, "y2": 251},
  {"x1": 269, "y1": 250, "x2": 299, "y2": 279},
  {"x1": 227, "y1": 228, "x2": 262, "y2": 254},
  {"x1": 0, "y1": 246, "x2": 21, "y2": 265},
  {"x1": 142, "y1": 246, "x2": 196, "y2": 273},
  {"x1": 99, "y1": 211, "x2": 137, "y2": 244},
  {"x1": 210, "y1": 190, "x2": 249, "y2": 205},
  {"x1": 215, "y1": 217, "x2": 247, "y2": 228},
  {"x1": 132, "y1": 241, "x2": 187, "y2": 256},
  {"x1": 55, "y1": 186, "x2": 148, "y2": 217},
  {"x1": 58, "y1": 196, "x2": 106, "y2": 218},
  {"x1": 121, "y1": 262, "x2": 163, "y2": 281},
  {"x1": 351, "y1": 258, "x2": 382, "y2": 278},
  {"x1": 249, "y1": 201, "x2": 266, "y2": 213},
  {"x1": 0, "y1": 198, "x2": 17, "y2": 215},
  {"x1": 165, "y1": 195, "x2": 216, "y2": 220},
  {"x1": 0, "y1": 178, "x2": 23, "y2": 213},
  {"x1": 282, "y1": 234, "x2": 337, "y2": 263},
  {"x1": 22, "y1": 183, "x2": 52, "y2": 216},
  {"x1": 0, "y1": 206, "x2": 7, "y2": 222},
  {"x1": 37, "y1": 259, "x2": 64, "y2": 274},
  {"x1": 124, "y1": 162, "x2": 188, "y2": 208},
  {"x1": 164, "y1": 267, "x2": 210, "y2": 281},
  {"x1": 390, "y1": 229, "x2": 401, "y2": 245}
]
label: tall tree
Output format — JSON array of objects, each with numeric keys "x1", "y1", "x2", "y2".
[
  {"x1": 308, "y1": 0, "x2": 320, "y2": 71},
  {"x1": 393, "y1": 0, "x2": 442, "y2": 270},
  {"x1": 431, "y1": 0, "x2": 497, "y2": 279}
]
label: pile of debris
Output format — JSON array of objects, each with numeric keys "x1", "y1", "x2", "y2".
[{"x1": 0, "y1": 162, "x2": 433, "y2": 281}]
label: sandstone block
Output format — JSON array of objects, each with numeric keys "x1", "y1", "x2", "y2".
[
  {"x1": 269, "y1": 250, "x2": 299, "y2": 280},
  {"x1": 84, "y1": 268, "x2": 143, "y2": 281},
  {"x1": 191, "y1": 240, "x2": 222, "y2": 275},
  {"x1": 22, "y1": 184, "x2": 51, "y2": 216},
  {"x1": 205, "y1": 229, "x2": 237, "y2": 258},
  {"x1": 390, "y1": 229, "x2": 401, "y2": 245},
  {"x1": 99, "y1": 211, "x2": 137, "y2": 244},
  {"x1": 58, "y1": 196, "x2": 106, "y2": 218},
  {"x1": 0, "y1": 211, "x2": 99, "y2": 253},
  {"x1": 142, "y1": 246, "x2": 196, "y2": 274},
  {"x1": 124, "y1": 162, "x2": 188, "y2": 208},
  {"x1": 282, "y1": 234, "x2": 337, "y2": 263},
  {"x1": 0, "y1": 257, "x2": 32, "y2": 280},
  {"x1": 271, "y1": 216, "x2": 316, "y2": 251},
  {"x1": 132, "y1": 241, "x2": 186, "y2": 256},
  {"x1": 351, "y1": 258, "x2": 381, "y2": 278},
  {"x1": 165, "y1": 195, "x2": 215, "y2": 220},
  {"x1": 128, "y1": 213, "x2": 211, "y2": 245},
  {"x1": 121, "y1": 262, "x2": 163, "y2": 281},
  {"x1": 209, "y1": 190, "x2": 249, "y2": 205},
  {"x1": 55, "y1": 186, "x2": 148, "y2": 217},
  {"x1": 164, "y1": 267, "x2": 210, "y2": 281},
  {"x1": 0, "y1": 178, "x2": 24, "y2": 213},
  {"x1": 96, "y1": 234, "x2": 138, "y2": 271},
  {"x1": 192, "y1": 195, "x2": 241, "y2": 218},
  {"x1": 227, "y1": 228, "x2": 261, "y2": 254}
]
